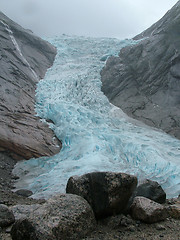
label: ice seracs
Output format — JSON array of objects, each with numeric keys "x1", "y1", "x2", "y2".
[{"x1": 13, "y1": 35, "x2": 180, "y2": 199}]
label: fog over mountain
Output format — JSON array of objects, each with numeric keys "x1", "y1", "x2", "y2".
[{"x1": 0, "y1": 0, "x2": 178, "y2": 38}]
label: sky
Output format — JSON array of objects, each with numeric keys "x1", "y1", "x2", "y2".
[{"x1": 0, "y1": 0, "x2": 178, "y2": 39}]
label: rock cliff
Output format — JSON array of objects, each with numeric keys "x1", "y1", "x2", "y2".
[
  {"x1": 101, "y1": 1, "x2": 180, "y2": 139},
  {"x1": 0, "y1": 11, "x2": 61, "y2": 160}
]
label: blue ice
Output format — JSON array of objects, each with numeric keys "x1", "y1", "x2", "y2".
[{"x1": 13, "y1": 35, "x2": 180, "y2": 199}]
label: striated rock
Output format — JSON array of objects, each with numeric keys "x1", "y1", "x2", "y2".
[
  {"x1": 66, "y1": 171, "x2": 137, "y2": 218},
  {"x1": 130, "y1": 196, "x2": 167, "y2": 223},
  {"x1": 0, "y1": 204, "x2": 15, "y2": 227},
  {"x1": 10, "y1": 204, "x2": 41, "y2": 221},
  {"x1": 0, "y1": 11, "x2": 61, "y2": 160},
  {"x1": 11, "y1": 194, "x2": 96, "y2": 240},
  {"x1": 135, "y1": 179, "x2": 166, "y2": 204},
  {"x1": 101, "y1": 1, "x2": 180, "y2": 139}
]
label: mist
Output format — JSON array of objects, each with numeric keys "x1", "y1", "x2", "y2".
[{"x1": 0, "y1": 0, "x2": 178, "y2": 38}]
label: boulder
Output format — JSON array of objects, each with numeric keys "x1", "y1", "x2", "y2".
[
  {"x1": 15, "y1": 189, "x2": 33, "y2": 197},
  {"x1": 0, "y1": 204, "x2": 15, "y2": 227},
  {"x1": 101, "y1": 1, "x2": 180, "y2": 139},
  {"x1": 135, "y1": 179, "x2": 166, "y2": 204},
  {"x1": 66, "y1": 172, "x2": 137, "y2": 218},
  {"x1": 11, "y1": 194, "x2": 96, "y2": 240},
  {"x1": 0, "y1": 11, "x2": 61, "y2": 159},
  {"x1": 130, "y1": 196, "x2": 167, "y2": 223}
]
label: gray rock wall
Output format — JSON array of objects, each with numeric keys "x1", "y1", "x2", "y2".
[
  {"x1": 101, "y1": 1, "x2": 180, "y2": 139},
  {"x1": 0, "y1": 12, "x2": 61, "y2": 159}
]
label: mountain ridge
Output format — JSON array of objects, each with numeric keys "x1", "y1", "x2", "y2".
[
  {"x1": 101, "y1": 1, "x2": 180, "y2": 139},
  {"x1": 0, "y1": 11, "x2": 61, "y2": 160}
]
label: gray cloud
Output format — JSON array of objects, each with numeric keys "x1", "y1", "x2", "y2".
[{"x1": 1, "y1": 0, "x2": 178, "y2": 39}]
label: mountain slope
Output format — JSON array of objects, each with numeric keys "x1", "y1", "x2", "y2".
[
  {"x1": 101, "y1": 1, "x2": 180, "y2": 139},
  {"x1": 0, "y1": 12, "x2": 61, "y2": 159}
]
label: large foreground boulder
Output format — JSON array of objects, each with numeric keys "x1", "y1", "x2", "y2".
[
  {"x1": 11, "y1": 194, "x2": 96, "y2": 240},
  {"x1": 101, "y1": 1, "x2": 180, "y2": 139},
  {"x1": 0, "y1": 11, "x2": 61, "y2": 159},
  {"x1": 130, "y1": 196, "x2": 167, "y2": 223},
  {"x1": 66, "y1": 172, "x2": 137, "y2": 218}
]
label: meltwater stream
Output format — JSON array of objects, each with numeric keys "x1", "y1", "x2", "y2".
[{"x1": 13, "y1": 35, "x2": 180, "y2": 199}]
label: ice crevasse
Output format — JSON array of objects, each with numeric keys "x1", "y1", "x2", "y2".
[{"x1": 13, "y1": 35, "x2": 180, "y2": 199}]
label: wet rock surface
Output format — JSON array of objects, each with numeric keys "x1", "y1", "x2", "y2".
[
  {"x1": 66, "y1": 171, "x2": 137, "y2": 219},
  {"x1": 0, "y1": 11, "x2": 61, "y2": 160},
  {"x1": 101, "y1": 1, "x2": 180, "y2": 139}
]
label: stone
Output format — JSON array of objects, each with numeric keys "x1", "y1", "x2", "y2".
[
  {"x1": 155, "y1": 224, "x2": 166, "y2": 231},
  {"x1": 11, "y1": 194, "x2": 96, "y2": 240},
  {"x1": 6, "y1": 226, "x2": 12, "y2": 233},
  {"x1": 0, "y1": 204, "x2": 15, "y2": 227},
  {"x1": 10, "y1": 204, "x2": 41, "y2": 221},
  {"x1": 165, "y1": 197, "x2": 180, "y2": 219},
  {"x1": 130, "y1": 196, "x2": 167, "y2": 223},
  {"x1": 66, "y1": 171, "x2": 137, "y2": 218},
  {"x1": 15, "y1": 189, "x2": 33, "y2": 197},
  {"x1": 0, "y1": 11, "x2": 61, "y2": 160},
  {"x1": 101, "y1": 1, "x2": 180, "y2": 140},
  {"x1": 166, "y1": 204, "x2": 180, "y2": 219},
  {"x1": 135, "y1": 179, "x2": 166, "y2": 204},
  {"x1": 120, "y1": 215, "x2": 134, "y2": 227},
  {"x1": 126, "y1": 225, "x2": 136, "y2": 232}
]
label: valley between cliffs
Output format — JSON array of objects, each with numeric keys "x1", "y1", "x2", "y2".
[{"x1": 0, "y1": 1, "x2": 180, "y2": 239}]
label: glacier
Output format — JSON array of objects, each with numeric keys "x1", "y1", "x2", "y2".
[{"x1": 13, "y1": 35, "x2": 180, "y2": 199}]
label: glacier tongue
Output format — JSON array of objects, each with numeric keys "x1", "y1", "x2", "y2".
[{"x1": 13, "y1": 35, "x2": 180, "y2": 199}]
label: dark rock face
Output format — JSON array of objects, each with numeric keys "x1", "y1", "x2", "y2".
[
  {"x1": 101, "y1": 1, "x2": 180, "y2": 139},
  {"x1": 66, "y1": 171, "x2": 137, "y2": 219},
  {"x1": 0, "y1": 11, "x2": 61, "y2": 160},
  {"x1": 135, "y1": 179, "x2": 166, "y2": 204},
  {"x1": 10, "y1": 194, "x2": 96, "y2": 240},
  {"x1": 130, "y1": 196, "x2": 167, "y2": 223},
  {"x1": 126, "y1": 179, "x2": 166, "y2": 213}
]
